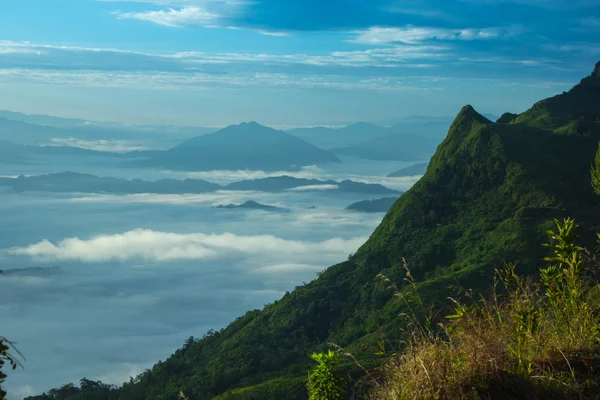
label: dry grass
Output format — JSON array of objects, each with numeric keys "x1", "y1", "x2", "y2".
[{"x1": 368, "y1": 219, "x2": 600, "y2": 400}]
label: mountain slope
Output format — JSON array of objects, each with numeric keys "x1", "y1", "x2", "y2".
[
  {"x1": 26, "y1": 63, "x2": 600, "y2": 400},
  {"x1": 142, "y1": 122, "x2": 340, "y2": 172}
]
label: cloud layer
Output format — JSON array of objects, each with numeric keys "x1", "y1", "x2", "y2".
[{"x1": 9, "y1": 229, "x2": 367, "y2": 263}]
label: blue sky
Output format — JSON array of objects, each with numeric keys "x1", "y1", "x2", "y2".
[{"x1": 0, "y1": 0, "x2": 599, "y2": 127}]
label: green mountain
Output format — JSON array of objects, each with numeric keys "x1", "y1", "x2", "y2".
[
  {"x1": 142, "y1": 122, "x2": 340, "y2": 172},
  {"x1": 25, "y1": 62, "x2": 600, "y2": 400}
]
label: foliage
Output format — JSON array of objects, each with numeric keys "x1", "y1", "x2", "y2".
[
  {"x1": 369, "y1": 218, "x2": 600, "y2": 400},
  {"x1": 24, "y1": 379, "x2": 119, "y2": 400},
  {"x1": 0, "y1": 337, "x2": 22, "y2": 400},
  {"x1": 591, "y1": 143, "x2": 600, "y2": 195},
  {"x1": 307, "y1": 350, "x2": 345, "y2": 400}
]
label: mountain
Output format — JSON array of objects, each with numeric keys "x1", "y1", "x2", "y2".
[
  {"x1": 0, "y1": 172, "x2": 220, "y2": 194},
  {"x1": 225, "y1": 176, "x2": 399, "y2": 195},
  {"x1": 25, "y1": 63, "x2": 600, "y2": 400},
  {"x1": 288, "y1": 122, "x2": 391, "y2": 149},
  {"x1": 0, "y1": 172, "x2": 398, "y2": 196},
  {"x1": 0, "y1": 139, "x2": 127, "y2": 164},
  {"x1": 387, "y1": 162, "x2": 429, "y2": 177},
  {"x1": 141, "y1": 122, "x2": 340, "y2": 172},
  {"x1": 0, "y1": 112, "x2": 216, "y2": 148},
  {"x1": 346, "y1": 197, "x2": 399, "y2": 213},
  {"x1": 216, "y1": 200, "x2": 286, "y2": 212},
  {"x1": 289, "y1": 120, "x2": 450, "y2": 151},
  {"x1": 331, "y1": 131, "x2": 441, "y2": 161}
]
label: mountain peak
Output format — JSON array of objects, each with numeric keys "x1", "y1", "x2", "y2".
[
  {"x1": 593, "y1": 61, "x2": 600, "y2": 79},
  {"x1": 451, "y1": 105, "x2": 491, "y2": 129}
]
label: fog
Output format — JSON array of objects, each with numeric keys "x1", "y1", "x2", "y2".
[{"x1": 0, "y1": 156, "x2": 420, "y2": 399}]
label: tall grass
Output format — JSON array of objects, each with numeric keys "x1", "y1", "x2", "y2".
[{"x1": 368, "y1": 218, "x2": 600, "y2": 400}]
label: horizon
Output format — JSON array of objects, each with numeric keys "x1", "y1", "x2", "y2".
[{"x1": 2, "y1": 0, "x2": 599, "y2": 126}]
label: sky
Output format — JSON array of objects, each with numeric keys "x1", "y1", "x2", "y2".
[{"x1": 0, "y1": 0, "x2": 599, "y2": 127}]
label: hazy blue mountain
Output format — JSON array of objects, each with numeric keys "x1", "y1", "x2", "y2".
[
  {"x1": 0, "y1": 118, "x2": 64, "y2": 145},
  {"x1": 346, "y1": 197, "x2": 399, "y2": 213},
  {"x1": 0, "y1": 111, "x2": 217, "y2": 147},
  {"x1": 0, "y1": 172, "x2": 398, "y2": 196},
  {"x1": 141, "y1": 122, "x2": 340, "y2": 172},
  {"x1": 387, "y1": 162, "x2": 429, "y2": 177},
  {"x1": 289, "y1": 119, "x2": 451, "y2": 150},
  {"x1": 332, "y1": 132, "x2": 441, "y2": 161},
  {"x1": 225, "y1": 176, "x2": 399, "y2": 194},
  {"x1": 215, "y1": 200, "x2": 286, "y2": 212},
  {"x1": 373, "y1": 115, "x2": 454, "y2": 127},
  {"x1": 0, "y1": 172, "x2": 221, "y2": 194},
  {"x1": 288, "y1": 122, "x2": 391, "y2": 149},
  {"x1": 483, "y1": 113, "x2": 500, "y2": 122},
  {"x1": 0, "y1": 110, "x2": 92, "y2": 128},
  {"x1": 0, "y1": 139, "x2": 126, "y2": 164}
]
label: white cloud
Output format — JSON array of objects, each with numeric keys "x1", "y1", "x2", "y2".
[
  {"x1": 50, "y1": 138, "x2": 151, "y2": 152},
  {"x1": 8, "y1": 229, "x2": 367, "y2": 263},
  {"x1": 351, "y1": 26, "x2": 522, "y2": 45},
  {"x1": 287, "y1": 184, "x2": 339, "y2": 191},
  {"x1": 115, "y1": 7, "x2": 220, "y2": 27}
]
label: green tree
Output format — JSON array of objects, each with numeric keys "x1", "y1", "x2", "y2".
[
  {"x1": 306, "y1": 350, "x2": 344, "y2": 400},
  {"x1": 591, "y1": 143, "x2": 600, "y2": 195}
]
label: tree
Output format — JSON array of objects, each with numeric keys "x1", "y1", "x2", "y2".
[
  {"x1": 0, "y1": 337, "x2": 22, "y2": 400},
  {"x1": 591, "y1": 143, "x2": 600, "y2": 195}
]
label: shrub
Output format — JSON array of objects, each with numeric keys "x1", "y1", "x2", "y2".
[{"x1": 307, "y1": 350, "x2": 345, "y2": 400}]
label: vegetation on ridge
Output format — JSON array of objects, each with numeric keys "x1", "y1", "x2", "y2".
[{"x1": 368, "y1": 218, "x2": 600, "y2": 399}]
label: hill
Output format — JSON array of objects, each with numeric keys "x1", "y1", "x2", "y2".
[
  {"x1": 226, "y1": 176, "x2": 399, "y2": 195},
  {"x1": 215, "y1": 200, "x2": 286, "y2": 212},
  {"x1": 387, "y1": 162, "x2": 429, "y2": 177},
  {"x1": 141, "y1": 122, "x2": 340, "y2": 172},
  {"x1": 0, "y1": 139, "x2": 126, "y2": 163},
  {"x1": 346, "y1": 197, "x2": 399, "y2": 213},
  {"x1": 24, "y1": 62, "x2": 600, "y2": 400},
  {"x1": 0, "y1": 172, "x2": 221, "y2": 195},
  {"x1": 0, "y1": 172, "x2": 398, "y2": 196}
]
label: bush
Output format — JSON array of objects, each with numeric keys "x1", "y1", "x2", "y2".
[{"x1": 307, "y1": 350, "x2": 345, "y2": 400}]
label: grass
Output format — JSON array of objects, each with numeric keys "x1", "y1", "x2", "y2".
[{"x1": 367, "y1": 218, "x2": 600, "y2": 400}]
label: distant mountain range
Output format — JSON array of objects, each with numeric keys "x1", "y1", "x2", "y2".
[
  {"x1": 288, "y1": 118, "x2": 452, "y2": 154},
  {"x1": 387, "y1": 162, "x2": 429, "y2": 177},
  {"x1": 138, "y1": 122, "x2": 341, "y2": 172},
  {"x1": 0, "y1": 111, "x2": 216, "y2": 147},
  {"x1": 215, "y1": 200, "x2": 286, "y2": 212},
  {"x1": 331, "y1": 132, "x2": 440, "y2": 161},
  {"x1": 0, "y1": 111, "x2": 457, "y2": 168},
  {"x1": 0, "y1": 172, "x2": 399, "y2": 195}
]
